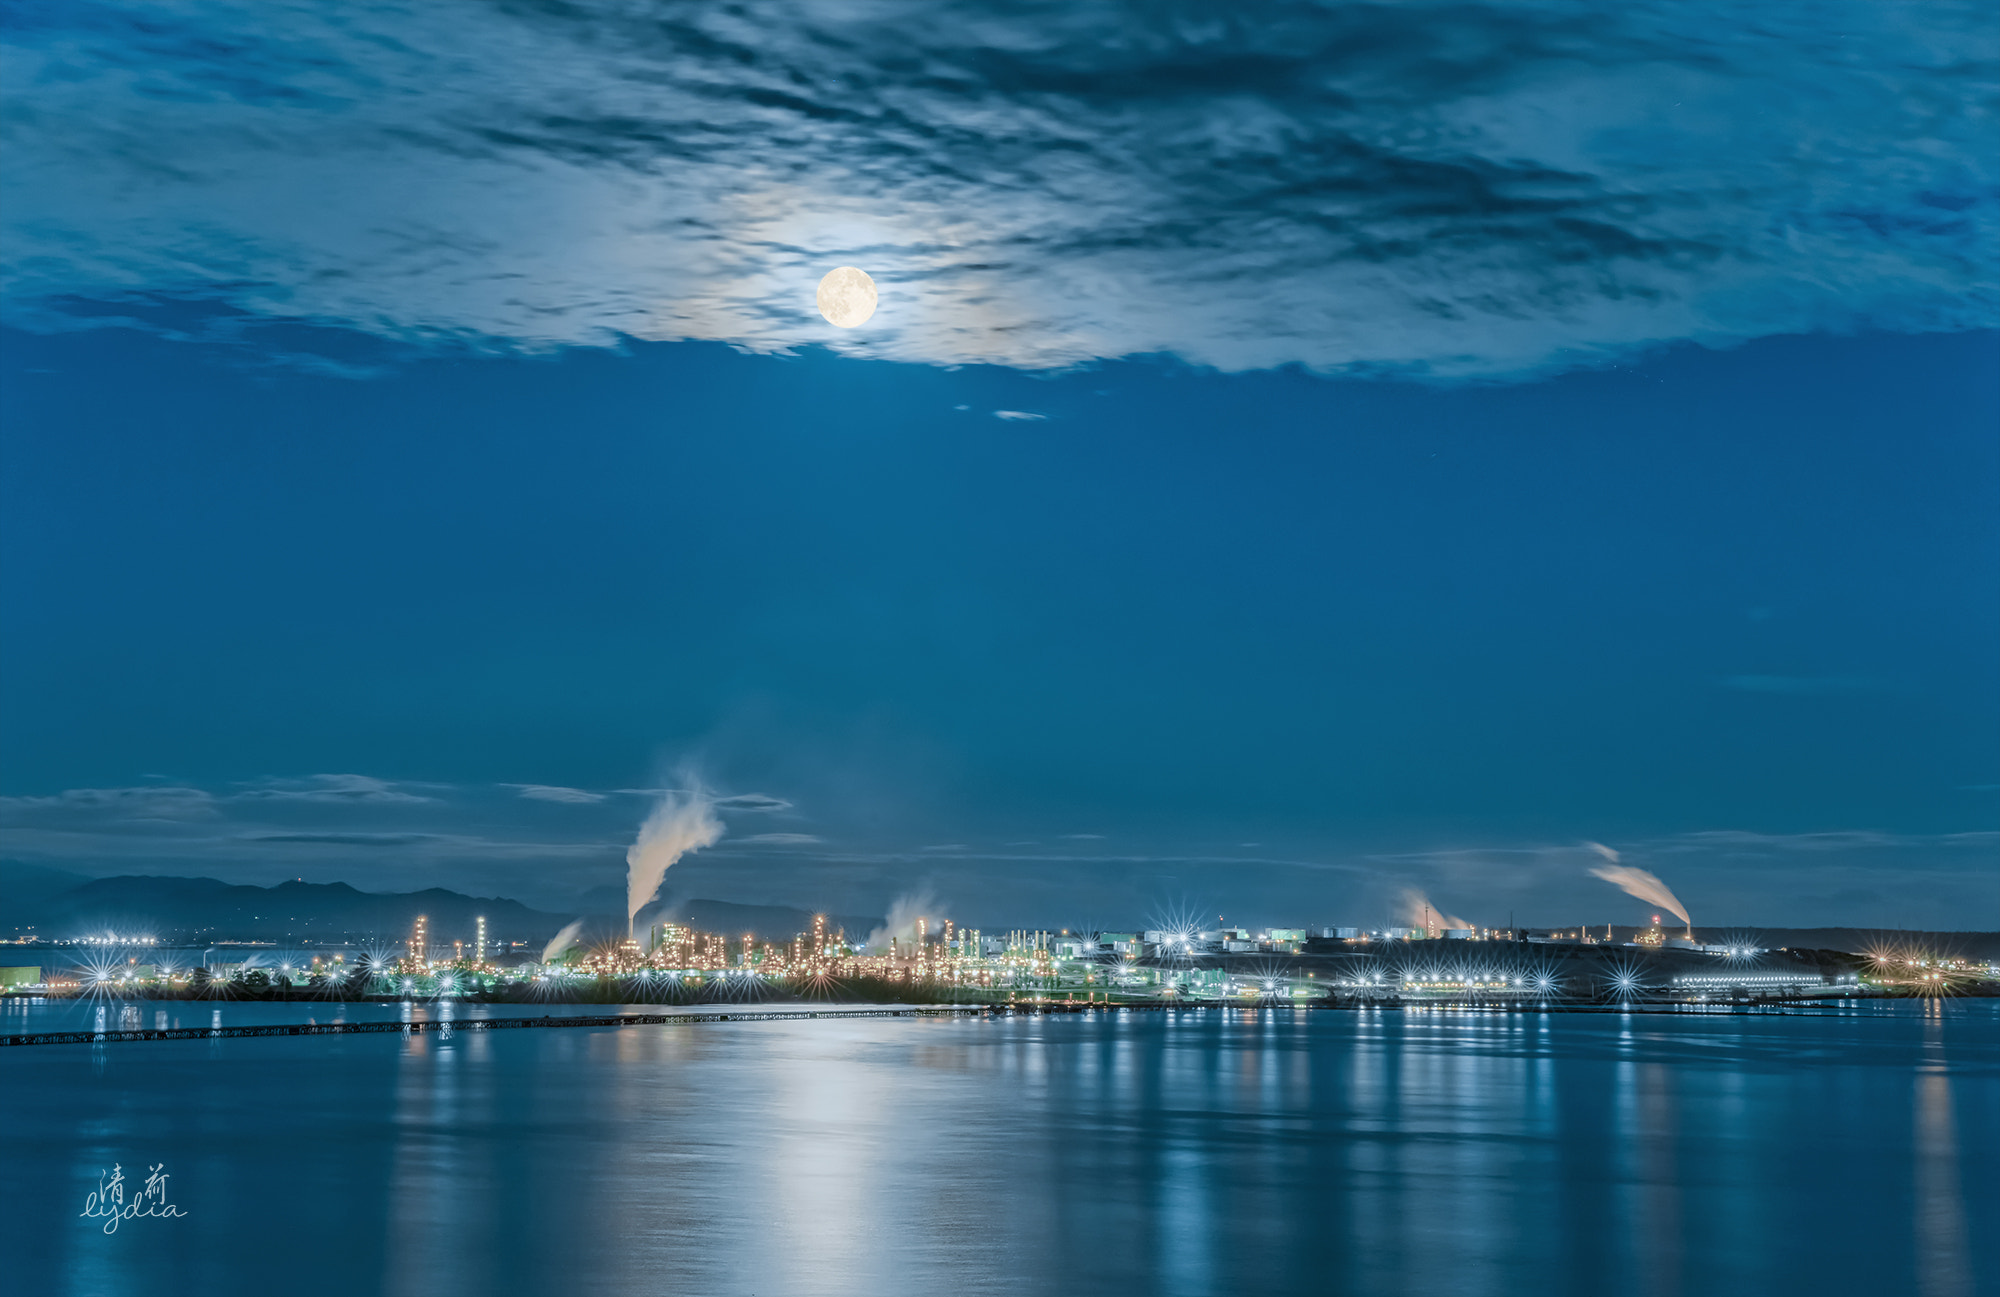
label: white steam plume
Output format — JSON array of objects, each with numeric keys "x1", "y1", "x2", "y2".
[
  {"x1": 866, "y1": 889, "x2": 939, "y2": 954},
  {"x1": 541, "y1": 920, "x2": 585, "y2": 964},
  {"x1": 1397, "y1": 888, "x2": 1471, "y2": 932},
  {"x1": 626, "y1": 787, "x2": 724, "y2": 938},
  {"x1": 1586, "y1": 843, "x2": 1691, "y2": 928}
]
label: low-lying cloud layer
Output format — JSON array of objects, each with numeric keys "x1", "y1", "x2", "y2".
[
  {"x1": 0, "y1": 775, "x2": 803, "y2": 912},
  {"x1": 4, "y1": 1, "x2": 1992, "y2": 377},
  {"x1": 2, "y1": 775, "x2": 1993, "y2": 927}
]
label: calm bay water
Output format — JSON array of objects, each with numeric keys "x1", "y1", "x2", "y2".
[{"x1": 4, "y1": 1000, "x2": 1995, "y2": 1296}]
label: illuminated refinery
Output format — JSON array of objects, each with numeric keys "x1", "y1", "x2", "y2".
[{"x1": 5, "y1": 909, "x2": 1992, "y2": 1007}]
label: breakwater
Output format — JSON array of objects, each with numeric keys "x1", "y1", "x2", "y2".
[
  {"x1": 1, "y1": 997, "x2": 1864, "y2": 1047},
  {"x1": 0, "y1": 1006, "x2": 988, "y2": 1047}
]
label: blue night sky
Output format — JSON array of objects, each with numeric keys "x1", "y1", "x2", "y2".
[{"x1": 1, "y1": 2, "x2": 1995, "y2": 930}]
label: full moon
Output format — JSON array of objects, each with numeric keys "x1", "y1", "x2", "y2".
[{"x1": 816, "y1": 266, "x2": 877, "y2": 328}]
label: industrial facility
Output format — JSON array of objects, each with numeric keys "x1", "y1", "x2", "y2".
[{"x1": 8, "y1": 909, "x2": 1987, "y2": 1007}]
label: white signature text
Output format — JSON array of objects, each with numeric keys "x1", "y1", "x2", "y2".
[{"x1": 80, "y1": 1163, "x2": 188, "y2": 1234}]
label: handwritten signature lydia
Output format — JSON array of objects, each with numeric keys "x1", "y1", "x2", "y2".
[{"x1": 79, "y1": 1163, "x2": 188, "y2": 1234}]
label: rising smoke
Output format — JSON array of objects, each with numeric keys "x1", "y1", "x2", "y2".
[
  {"x1": 1397, "y1": 888, "x2": 1472, "y2": 932},
  {"x1": 866, "y1": 889, "x2": 939, "y2": 954},
  {"x1": 540, "y1": 919, "x2": 585, "y2": 964},
  {"x1": 1586, "y1": 842, "x2": 1691, "y2": 928},
  {"x1": 626, "y1": 785, "x2": 724, "y2": 938}
]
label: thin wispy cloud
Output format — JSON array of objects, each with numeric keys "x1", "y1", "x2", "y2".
[
  {"x1": 733, "y1": 832, "x2": 824, "y2": 846},
  {"x1": 0, "y1": 786, "x2": 219, "y2": 821},
  {"x1": 806, "y1": 846, "x2": 1374, "y2": 875},
  {"x1": 616, "y1": 790, "x2": 793, "y2": 812},
  {"x1": 506, "y1": 784, "x2": 609, "y2": 804},
  {"x1": 1657, "y1": 829, "x2": 2000, "y2": 853},
  {"x1": 235, "y1": 774, "x2": 435, "y2": 805},
  {"x1": 247, "y1": 832, "x2": 436, "y2": 847},
  {"x1": 0, "y1": 775, "x2": 620, "y2": 885},
  {"x1": 0, "y1": 820, "x2": 615, "y2": 863},
  {"x1": 3, "y1": 1, "x2": 1989, "y2": 378},
  {"x1": 712, "y1": 793, "x2": 793, "y2": 813},
  {"x1": 993, "y1": 410, "x2": 1047, "y2": 422},
  {"x1": 1375, "y1": 832, "x2": 2000, "y2": 868}
]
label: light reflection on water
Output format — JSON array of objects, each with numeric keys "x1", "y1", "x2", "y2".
[
  {"x1": 2, "y1": 1002, "x2": 1995, "y2": 1297},
  {"x1": 1917, "y1": 1002, "x2": 1973, "y2": 1297}
]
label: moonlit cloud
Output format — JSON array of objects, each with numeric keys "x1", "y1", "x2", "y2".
[{"x1": 3, "y1": 0, "x2": 1990, "y2": 378}]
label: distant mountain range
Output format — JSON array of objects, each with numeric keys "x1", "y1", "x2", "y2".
[{"x1": 0, "y1": 861, "x2": 880, "y2": 948}]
